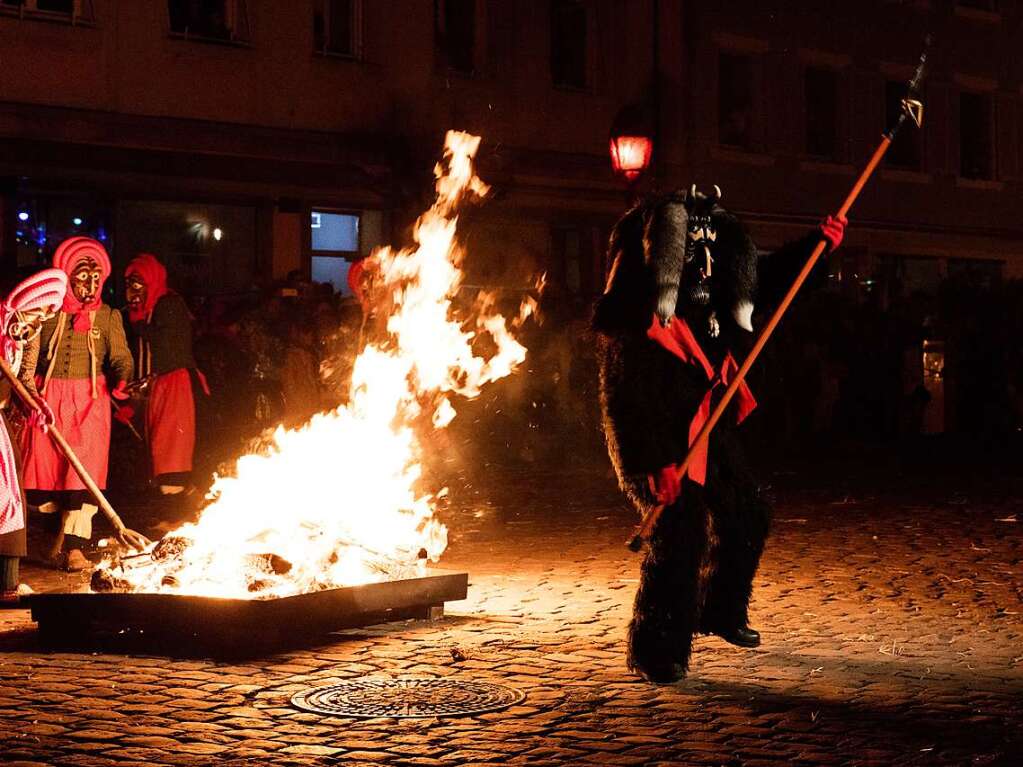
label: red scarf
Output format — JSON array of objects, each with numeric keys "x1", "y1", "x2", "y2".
[
  {"x1": 53, "y1": 237, "x2": 111, "y2": 332},
  {"x1": 125, "y1": 253, "x2": 170, "y2": 323},
  {"x1": 647, "y1": 315, "x2": 757, "y2": 486}
]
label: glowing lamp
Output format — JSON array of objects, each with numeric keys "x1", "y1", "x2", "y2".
[
  {"x1": 609, "y1": 103, "x2": 654, "y2": 182},
  {"x1": 72, "y1": 217, "x2": 83, "y2": 226},
  {"x1": 213, "y1": 227, "x2": 223, "y2": 241},
  {"x1": 609, "y1": 135, "x2": 653, "y2": 181},
  {"x1": 17, "y1": 211, "x2": 29, "y2": 222}
]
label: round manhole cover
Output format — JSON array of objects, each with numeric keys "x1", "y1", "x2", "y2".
[{"x1": 290, "y1": 678, "x2": 526, "y2": 718}]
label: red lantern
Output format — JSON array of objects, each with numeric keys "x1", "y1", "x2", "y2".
[{"x1": 609, "y1": 135, "x2": 653, "y2": 181}]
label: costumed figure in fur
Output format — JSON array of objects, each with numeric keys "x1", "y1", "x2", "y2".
[{"x1": 594, "y1": 185, "x2": 845, "y2": 683}]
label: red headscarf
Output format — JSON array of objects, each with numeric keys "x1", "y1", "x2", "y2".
[
  {"x1": 52, "y1": 236, "x2": 111, "y2": 331},
  {"x1": 124, "y1": 252, "x2": 169, "y2": 323}
]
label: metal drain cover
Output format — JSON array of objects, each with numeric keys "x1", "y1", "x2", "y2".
[{"x1": 290, "y1": 678, "x2": 526, "y2": 718}]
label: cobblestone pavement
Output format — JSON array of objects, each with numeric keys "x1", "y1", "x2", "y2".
[{"x1": 0, "y1": 463, "x2": 1021, "y2": 766}]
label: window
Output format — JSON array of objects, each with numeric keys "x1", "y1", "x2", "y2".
[
  {"x1": 805, "y1": 67, "x2": 839, "y2": 159},
  {"x1": 550, "y1": 0, "x2": 587, "y2": 89},
  {"x1": 0, "y1": 0, "x2": 94, "y2": 23},
  {"x1": 435, "y1": 0, "x2": 476, "y2": 74},
  {"x1": 959, "y1": 91, "x2": 993, "y2": 179},
  {"x1": 167, "y1": 0, "x2": 250, "y2": 44},
  {"x1": 314, "y1": 0, "x2": 359, "y2": 58},
  {"x1": 311, "y1": 211, "x2": 360, "y2": 294},
  {"x1": 718, "y1": 52, "x2": 754, "y2": 149},
  {"x1": 885, "y1": 80, "x2": 923, "y2": 169}
]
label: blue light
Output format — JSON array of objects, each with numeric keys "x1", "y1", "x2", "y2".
[
  {"x1": 17, "y1": 211, "x2": 29, "y2": 222},
  {"x1": 72, "y1": 217, "x2": 83, "y2": 226}
]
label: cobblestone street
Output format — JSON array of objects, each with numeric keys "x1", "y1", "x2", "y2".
[{"x1": 0, "y1": 461, "x2": 1021, "y2": 766}]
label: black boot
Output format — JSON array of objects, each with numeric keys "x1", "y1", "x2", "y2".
[{"x1": 705, "y1": 624, "x2": 761, "y2": 648}]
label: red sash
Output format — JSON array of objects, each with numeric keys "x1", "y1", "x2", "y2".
[{"x1": 647, "y1": 315, "x2": 757, "y2": 486}]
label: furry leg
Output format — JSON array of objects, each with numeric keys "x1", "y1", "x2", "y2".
[
  {"x1": 700, "y1": 485, "x2": 771, "y2": 632},
  {"x1": 629, "y1": 490, "x2": 711, "y2": 682}
]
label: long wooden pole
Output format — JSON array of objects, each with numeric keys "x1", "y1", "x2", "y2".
[
  {"x1": 626, "y1": 136, "x2": 893, "y2": 552},
  {"x1": 0, "y1": 356, "x2": 151, "y2": 551}
]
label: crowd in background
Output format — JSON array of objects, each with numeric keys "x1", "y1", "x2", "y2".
[{"x1": 102, "y1": 265, "x2": 1023, "y2": 499}]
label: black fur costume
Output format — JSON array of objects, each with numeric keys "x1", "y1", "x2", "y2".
[{"x1": 594, "y1": 189, "x2": 821, "y2": 682}]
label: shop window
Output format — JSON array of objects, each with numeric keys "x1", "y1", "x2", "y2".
[
  {"x1": 959, "y1": 91, "x2": 993, "y2": 179},
  {"x1": 885, "y1": 80, "x2": 923, "y2": 169},
  {"x1": 168, "y1": 0, "x2": 250, "y2": 44},
  {"x1": 805, "y1": 66, "x2": 839, "y2": 159},
  {"x1": 0, "y1": 0, "x2": 94, "y2": 23},
  {"x1": 435, "y1": 0, "x2": 476, "y2": 74},
  {"x1": 550, "y1": 0, "x2": 587, "y2": 89},
  {"x1": 311, "y1": 211, "x2": 359, "y2": 294},
  {"x1": 718, "y1": 52, "x2": 754, "y2": 149},
  {"x1": 314, "y1": 0, "x2": 359, "y2": 58}
]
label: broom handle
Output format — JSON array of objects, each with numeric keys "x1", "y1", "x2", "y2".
[
  {"x1": 0, "y1": 356, "x2": 130, "y2": 535},
  {"x1": 626, "y1": 135, "x2": 893, "y2": 551}
]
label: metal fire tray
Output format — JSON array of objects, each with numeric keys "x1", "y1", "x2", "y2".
[{"x1": 24, "y1": 570, "x2": 468, "y2": 654}]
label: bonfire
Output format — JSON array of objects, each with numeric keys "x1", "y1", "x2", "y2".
[{"x1": 94, "y1": 131, "x2": 537, "y2": 599}]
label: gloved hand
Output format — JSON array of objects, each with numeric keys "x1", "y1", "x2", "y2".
[
  {"x1": 28, "y1": 398, "x2": 55, "y2": 434},
  {"x1": 111, "y1": 380, "x2": 131, "y2": 401},
  {"x1": 819, "y1": 214, "x2": 848, "y2": 252},
  {"x1": 648, "y1": 465, "x2": 682, "y2": 507},
  {"x1": 113, "y1": 404, "x2": 135, "y2": 425}
]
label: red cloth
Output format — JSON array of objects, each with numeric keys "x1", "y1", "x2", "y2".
[
  {"x1": 348, "y1": 259, "x2": 367, "y2": 306},
  {"x1": 147, "y1": 368, "x2": 195, "y2": 477},
  {"x1": 647, "y1": 315, "x2": 757, "y2": 486},
  {"x1": 21, "y1": 377, "x2": 111, "y2": 491},
  {"x1": 125, "y1": 253, "x2": 169, "y2": 324},
  {"x1": 53, "y1": 237, "x2": 111, "y2": 332}
]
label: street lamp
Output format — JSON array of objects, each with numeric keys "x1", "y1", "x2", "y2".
[{"x1": 609, "y1": 104, "x2": 654, "y2": 183}]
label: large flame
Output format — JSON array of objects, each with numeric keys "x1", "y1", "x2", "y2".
[{"x1": 96, "y1": 131, "x2": 535, "y2": 599}]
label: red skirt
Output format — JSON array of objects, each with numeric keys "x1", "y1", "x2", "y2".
[
  {"x1": 22, "y1": 377, "x2": 111, "y2": 491},
  {"x1": 147, "y1": 368, "x2": 195, "y2": 477}
]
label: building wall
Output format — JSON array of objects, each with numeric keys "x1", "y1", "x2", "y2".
[{"x1": 1, "y1": 0, "x2": 1021, "y2": 296}]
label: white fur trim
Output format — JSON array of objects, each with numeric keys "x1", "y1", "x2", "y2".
[{"x1": 733, "y1": 300, "x2": 754, "y2": 331}]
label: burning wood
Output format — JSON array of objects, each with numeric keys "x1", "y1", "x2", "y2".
[{"x1": 92, "y1": 131, "x2": 538, "y2": 599}]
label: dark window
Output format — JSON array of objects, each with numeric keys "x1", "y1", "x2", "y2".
[
  {"x1": 37, "y1": 0, "x2": 73, "y2": 12},
  {"x1": 436, "y1": 0, "x2": 476, "y2": 74},
  {"x1": 314, "y1": 0, "x2": 355, "y2": 56},
  {"x1": 168, "y1": 0, "x2": 248, "y2": 42},
  {"x1": 550, "y1": 0, "x2": 587, "y2": 89},
  {"x1": 960, "y1": 91, "x2": 993, "y2": 179},
  {"x1": 885, "y1": 80, "x2": 923, "y2": 169},
  {"x1": 805, "y1": 67, "x2": 839, "y2": 159},
  {"x1": 718, "y1": 52, "x2": 754, "y2": 149},
  {"x1": 0, "y1": 0, "x2": 95, "y2": 21}
]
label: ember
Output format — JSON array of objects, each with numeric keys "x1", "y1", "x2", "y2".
[{"x1": 93, "y1": 131, "x2": 537, "y2": 599}]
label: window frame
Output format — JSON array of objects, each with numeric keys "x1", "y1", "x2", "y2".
[
  {"x1": 716, "y1": 49, "x2": 760, "y2": 151},
  {"x1": 166, "y1": 0, "x2": 252, "y2": 47},
  {"x1": 313, "y1": 0, "x2": 362, "y2": 60},
  {"x1": 803, "y1": 64, "x2": 842, "y2": 161},
  {"x1": 957, "y1": 88, "x2": 996, "y2": 182},
  {"x1": 0, "y1": 0, "x2": 95, "y2": 26},
  {"x1": 549, "y1": 0, "x2": 592, "y2": 92},
  {"x1": 434, "y1": 0, "x2": 484, "y2": 77}
]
